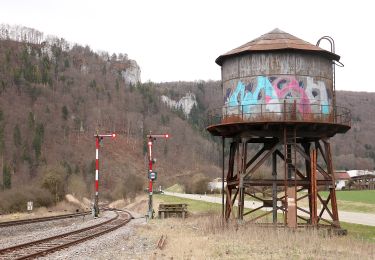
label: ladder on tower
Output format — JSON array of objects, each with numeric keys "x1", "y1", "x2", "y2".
[
  {"x1": 284, "y1": 126, "x2": 297, "y2": 181},
  {"x1": 283, "y1": 125, "x2": 297, "y2": 227}
]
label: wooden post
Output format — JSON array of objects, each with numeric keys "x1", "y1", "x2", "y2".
[
  {"x1": 310, "y1": 149, "x2": 317, "y2": 225},
  {"x1": 287, "y1": 186, "x2": 297, "y2": 228}
]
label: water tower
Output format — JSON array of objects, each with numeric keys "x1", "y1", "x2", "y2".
[{"x1": 207, "y1": 29, "x2": 351, "y2": 229}]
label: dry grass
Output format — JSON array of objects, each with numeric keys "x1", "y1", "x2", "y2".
[
  {"x1": 0, "y1": 194, "x2": 89, "y2": 222},
  {"x1": 136, "y1": 214, "x2": 375, "y2": 259},
  {"x1": 0, "y1": 201, "x2": 80, "y2": 222}
]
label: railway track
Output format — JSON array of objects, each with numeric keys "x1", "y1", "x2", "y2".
[
  {"x1": 0, "y1": 210, "x2": 132, "y2": 259},
  {"x1": 0, "y1": 211, "x2": 90, "y2": 228}
]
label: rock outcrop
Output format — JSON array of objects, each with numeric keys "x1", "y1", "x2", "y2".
[
  {"x1": 121, "y1": 59, "x2": 141, "y2": 86},
  {"x1": 161, "y1": 92, "x2": 197, "y2": 117}
]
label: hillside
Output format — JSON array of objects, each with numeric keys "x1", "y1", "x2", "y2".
[
  {"x1": 0, "y1": 28, "x2": 222, "y2": 212},
  {"x1": 333, "y1": 91, "x2": 375, "y2": 170}
]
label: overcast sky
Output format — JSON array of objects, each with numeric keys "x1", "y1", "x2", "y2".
[{"x1": 1, "y1": 0, "x2": 373, "y2": 92}]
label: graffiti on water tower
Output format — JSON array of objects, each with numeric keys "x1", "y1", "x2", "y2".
[{"x1": 225, "y1": 76, "x2": 331, "y2": 116}]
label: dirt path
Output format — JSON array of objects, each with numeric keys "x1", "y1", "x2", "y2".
[{"x1": 164, "y1": 191, "x2": 375, "y2": 226}]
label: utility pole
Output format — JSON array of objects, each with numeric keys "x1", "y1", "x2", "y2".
[
  {"x1": 146, "y1": 133, "x2": 169, "y2": 219},
  {"x1": 94, "y1": 132, "x2": 116, "y2": 217}
]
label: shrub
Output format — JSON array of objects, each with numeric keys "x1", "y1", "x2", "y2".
[
  {"x1": 41, "y1": 165, "x2": 67, "y2": 203},
  {"x1": 67, "y1": 174, "x2": 88, "y2": 199},
  {"x1": 0, "y1": 186, "x2": 54, "y2": 213},
  {"x1": 108, "y1": 173, "x2": 144, "y2": 201},
  {"x1": 183, "y1": 174, "x2": 209, "y2": 194}
]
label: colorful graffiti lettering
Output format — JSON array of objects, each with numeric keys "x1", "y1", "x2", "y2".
[{"x1": 225, "y1": 76, "x2": 331, "y2": 117}]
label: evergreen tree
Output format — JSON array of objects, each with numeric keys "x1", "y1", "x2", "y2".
[
  {"x1": 28, "y1": 111, "x2": 35, "y2": 130},
  {"x1": 115, "y1": 79, "x2": 119, "y2": 91},
  {"x1": 62, "y1": 105, "x2": 69, "y2": 120},
  {"x1": 0, "y1": 109, "x2": 5, "y2": 174},
  {"x1": 32, "y1": 123, "x2": 44, "y2": 162},
  {"x1": 2, "y1": 163, "x2": 11, "y2": 189},
  {"x1": 13, "y1": 124, "x2": 22, "y2": 147}
]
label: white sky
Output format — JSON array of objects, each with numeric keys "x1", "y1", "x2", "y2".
[{"x1": 0, "y1": 0, "x2": 374, "y2": 92}]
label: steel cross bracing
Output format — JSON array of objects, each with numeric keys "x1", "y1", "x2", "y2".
[{"x1": 222, "y1": 134, "x2": 341, "y2": 229}]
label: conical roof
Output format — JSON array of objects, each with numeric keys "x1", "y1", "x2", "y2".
[{"x1": 215, "y1": 28, "x2": 340, "y2": 65}]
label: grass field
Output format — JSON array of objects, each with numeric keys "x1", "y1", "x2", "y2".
[
  {"x1": 320, "y1": 190, "x2": 375, "y2": 213},
  {"x1": 320, "y1": 190, "x2": 375, "y2": 204},
  {"x1": 206, "y1": 190, "x2": 375, "y2": 213},
  {"x1": 341, "y1": 222, "x2": 375, "y2": 242},
  {"x1": 155, "y1": 194, "x2": 221, "y2": 214},
  {"x1": 140, "y1": 216, "x2": 375, "y2": 259},
  {"x1": 155, "y1": 193, "x2": 375, "y2": 243},
  {"x1": 136, "y1": 194, "x2": 375, "y2": 259}
]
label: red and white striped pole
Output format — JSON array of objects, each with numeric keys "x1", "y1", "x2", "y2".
[
  {"x1": 147, "y1": 137, "x2": 153, "y2": 219},
  {"x1": 94, "y1": 135, "x2": 100, "y2": 217},
  {"x1": 93, "y1": 133, "x2": 116, "y2": 217}
]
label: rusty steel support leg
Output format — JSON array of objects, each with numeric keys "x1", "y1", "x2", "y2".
[
  {"x1": 225, "y1": 141, "x2": 237, "y2": 221},
  {"x1": 310, "y1": 149, "x2": 318, "y2": 226},
  {"x1": 236, "y1": 140, "x2": 243, "y2": 220},
  {"x1": 324, "y1": 140, "x2": 340, "y2": 227},
  {"x1": 323, "y1": 140, "x2": 340, "y2": 227},
  {"x1": 330, "y1": 188, "x2": 339, "y2": 227},
  {"x1": 283, "y1": 128, "x2": 288, "y2": 225},
  {"x1": 238, "y1": 176, "x2": 244, "y2": 220},
  {"x1": 225, "y1": 188, "x2": 232, "y2": 220},
  {"x1": 225, "y1": 142, "x2": 233, "y2": 221},
  {"x1": 222, "y1": 137, "x2": 225, "y2": 220},
  {"x1": 238, "y1": 140, "x2": 247, "y2": 220},
  {"x1": 272, "y1": 151, "x2": 277, "y2": 224},
  {"x1": 302, "y1": 142, "x2": 312, "y2": 223}
]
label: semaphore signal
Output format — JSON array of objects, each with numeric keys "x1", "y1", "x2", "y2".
[
  {"x1": 93, "y1": 132, "x2": 116, "y2": 217},
  {"x1": 146, "y1": 133, "x2": 169, "y2": 219}
]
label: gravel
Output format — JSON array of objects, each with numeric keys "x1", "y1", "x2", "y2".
[
  {"x1": 0, "y1": 210, "x2": 153, "y2": 259},
  {"x1": 0, "y1": 211, "x2": 115, "y2": 250},
  {"x1": 41, "y1": 210, "x2": 152, "y2": 260}
]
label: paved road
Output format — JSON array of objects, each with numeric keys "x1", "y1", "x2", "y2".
[{"x1": 164, "y1": 191, "x2": 375, "y2": 226}]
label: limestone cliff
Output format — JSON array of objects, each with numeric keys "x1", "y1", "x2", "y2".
[{"x1": 161, "y1": 92, "x2": 197, "y2": 117}]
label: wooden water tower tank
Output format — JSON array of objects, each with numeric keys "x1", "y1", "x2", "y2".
[{"x1": 207, "y1": 28, "x2": 351, "y2": 229}]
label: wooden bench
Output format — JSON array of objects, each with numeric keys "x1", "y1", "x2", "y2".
[{"x1": 158, "y1": 203, "x2": 188, "y2": 219}]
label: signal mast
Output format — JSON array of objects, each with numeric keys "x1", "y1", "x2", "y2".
[
  {"x1": 146, "y1": 133, "x2": 169, "y2": 219},
  {"x1": 94, "y1": 132, "x2": 116, "y2": 217}
]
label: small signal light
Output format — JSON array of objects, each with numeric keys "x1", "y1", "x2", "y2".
[
  {"x1": 165, "y1": 134, "x2": 169, "y2": 138},
  {"x1": 148, "y1": 141, "x2": 152, "y2": 146},
  {"x1": 112, "y1": 133, "x2": 116, "y2": 138}
]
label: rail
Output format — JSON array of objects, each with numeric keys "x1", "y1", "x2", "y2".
[
  {"x1": 207, "y1": 101, "x2": 351, "y2": 127},
  {"x1": 0, "y1": 211, "x2": 90, "y2": 228},
  {"x1": 0, "y1": 210, "x2": 132, "y2": 259}
]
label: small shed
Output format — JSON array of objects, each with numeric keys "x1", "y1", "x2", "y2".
[{"x1": 334, "y1": 171, "x2": 351, "y2": 190}]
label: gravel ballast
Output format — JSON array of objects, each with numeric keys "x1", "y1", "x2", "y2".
[{"x1": 0, "y1": 210, "x2": 153, "y2": 259}]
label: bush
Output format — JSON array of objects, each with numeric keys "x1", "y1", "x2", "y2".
[
  {"x1": 67, "y1": 174, "x2": 88, "y2": 198},
  {"x1": 183, "y1": 174, "x2": 209, "y2": 194},
  {"x1": 108, "y1": 173, "x2": 144, "y2": 201},
  {"x1": 41, "y1": 164, "x2": 67, "y2": 203},
  {"x1": 0, "y1": 186, "x2": 54, "y2": 214}
]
